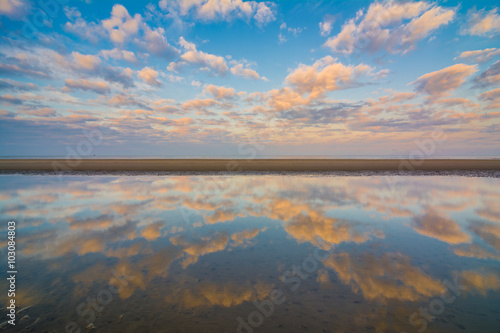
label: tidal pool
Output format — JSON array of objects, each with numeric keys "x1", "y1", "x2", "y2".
[{"x1": 0, "y1": 175, "x2": 499, "y2": 332}]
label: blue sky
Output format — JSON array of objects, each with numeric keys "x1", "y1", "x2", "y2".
[{"x1": 0, "y1": 0, "x2": 499, "y2": 156}]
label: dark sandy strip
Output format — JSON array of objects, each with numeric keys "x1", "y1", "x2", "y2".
[{"x1": 1, "y1": 159, "x2": 499, "y2": 173}]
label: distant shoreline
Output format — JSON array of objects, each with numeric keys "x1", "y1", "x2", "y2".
[{"x1": 1, "y1": 159, "x2": 499, "y2": 174}]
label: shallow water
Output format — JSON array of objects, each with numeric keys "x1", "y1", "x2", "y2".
[{"x1": 0, "y1": 175, "x2": 499, "y2": 332}]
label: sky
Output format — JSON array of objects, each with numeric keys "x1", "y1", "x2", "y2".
[{"x1": 0, "y1": 0, "x2": 499, "y2": 157}]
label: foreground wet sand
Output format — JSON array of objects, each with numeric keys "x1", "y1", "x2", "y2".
[{"x1": 1, "y1": 158, "x2": 500, "y2": 172}]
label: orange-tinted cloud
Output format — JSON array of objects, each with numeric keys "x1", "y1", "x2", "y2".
[
  {"x1": 411, "y1": 64, "x2": 477, "y2": 99},
  {"x1": 410, "y1": 209, "x2": 471, "y2": 244},
  {"x1": 323, "y1": 252, "x2": 444, "y2": 301}
]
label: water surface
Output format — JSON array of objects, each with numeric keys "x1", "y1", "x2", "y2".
[{"x1": 0, "y1": 175, "x2": 499, "y2": 332}]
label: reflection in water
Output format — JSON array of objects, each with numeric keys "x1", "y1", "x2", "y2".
[{"x1": 0, "y1": 175, "x2": 499, "y2": 332}]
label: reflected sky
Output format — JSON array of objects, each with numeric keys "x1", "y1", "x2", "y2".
[{"x1": 0, "y1": 175, "x2": 499, "y2": 332}]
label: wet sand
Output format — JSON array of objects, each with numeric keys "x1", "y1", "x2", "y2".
[{"x1": 1, "y1": 159, "x2": 499, "y2": 173}]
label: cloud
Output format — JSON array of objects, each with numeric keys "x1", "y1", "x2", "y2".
[
  {"x1": 265, "y1": 87, "x2": 308, "y2": 111},
  {"x1": 460, "y1": 270, "x2": 500, "y2": 295},
  {"x1": 141, "y1": 222, "x2": 164, "y2": 240},
  {"x1": 134, "y1": 26, "x2": 180, "y2": 60},
  {"x1": 410, "y1": 209, "x2": 471, "y2": 244},
  {"x1": 319, "y1": 14, "x2": 336, "y2": 37},
  {"x1": 64, "y1": 7, "x2": 105, "y2": 43},
  {"x1": 100, "y1": 65, "x2": 135, "y2": 88},
  {"x1": 285, "y1": 212, "x2": 371, "y2": 248},
  {"x1": 65, "y1": 79, "x2": 111, "y2": 94},
  {"x1": 107, "y1": 93, "x2": 148, "y2": 108},
  {"x1": 278, "y1": 22, "x2": 304, "y2": 42},
  {"x1": 18, "y1": 107, "x2": 57, "y2": 117},
  {"x1": 0, "y1": 78, "x2": 39, "y2": 91},
  {"x1": 182, "y1": 98, "x2": 219, "y2": 112},
  {"x1": 324, "y1": 1, "x2": 455, "y2": 54},
  {"x1": 159, "y1": 0, "x2": 276, "y2": 25},
  {"x1": 68, "y1": 214, "x2": 114, "y2": 230},
  {"x1": 479, "y1": 88, "x2": 500, "y2": 110},
  {"x1": 0, "y1": 0, "x2": 31, "y2": 20},
  {"x1": 101, "y1": 48, "x2": 138, "y2": 63},
  {"x1": 454, "y1": 244, "x2": 500, "y2": 261},
  {"x1": 65, "y1": 5, "x2": 178, "y2": 61},
  {"x1": 0, "y1": 64, "x2": 49, "y2": 79},
  {"x1": 473, "y1": 60, "x2": 500, "y2": 88},
  {"x1": 138, "y1": 67, "x2": 162, "y2": 86},
  {"x1": 411, "y1": 63, "x2": 478, "y2": 99},
  {"x1": 230, "y1": 228, "x2": 265, "y2": 246},
  {"x1": 174, "y1": 37, "x2": 228, "y2": 75},
  {"x1": 323, "y1": 252, "x2": 444, "y2": 301},
  {"x1": 479, "y1": 87, "x2": 500, "y2": 101},
  {"x1": 455, "y1": 48, "x2": 500, "y2": 63},
  {"x1": 170, "y1": 232, "x2": 229, "y2": 268},
  {"x1": 469, "y1": 221, "x2": 500, "y2": 251},
  {"x1": 101, "y1": 4, "x2": 142, "y2": 44},
  {"x1": 165, "y1": 280, "x2": 273, "y2": 308},
  {"x1": 68, "y1": 52, "x2": 135, "y2": 88},
  {"x1": 462, "y1": 7, "x2": 500, "y2": 36},
  {"x1": 203, "y1": 84, "x2": 236, "y2": 99},
  {"x1": 0, "y1": 94, "x2": 23, "y2": 105},
  {"x1": 71, "y1": 52, "x2": 101, "y2": 71},
  {"x1": 285, "y1": 56, "x2": 376, "y2": 99},
  {"x1": 230, "y1": 63, "x2": 263, "y2": 80}
]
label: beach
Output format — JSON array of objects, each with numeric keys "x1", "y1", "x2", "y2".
[{"x1": 1, "y1": 158, "x2": 499, "y2": 172}]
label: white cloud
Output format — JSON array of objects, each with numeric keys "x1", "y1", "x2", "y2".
[
  {"x1": 324, "y1": 1, "x2": 455, "y2": 55},
  {"x1": 319, "y1": 14, "x2": 336, "y2": 37},
  {"x1": 172, "y1": 37, "x2": 228, "y2": 75},
  {"x1": 204, "y1": 84, "x2": 235, "y2": 99},
  {"x1": 134, "y1": 26, "x2": 180, "y2": 60},
  {"x1": 455, "y1": 48, "x2": 500, "y2": 63},
  {"x1": 101, "y1": 48, "x2": 138, "y2": 63},
  {"x1": 411, "y1": 64, "x2": 478, "y2": 99},
  {"x1": 138, "y1": 67, "x2": 162, "y2": 86},
  {"x1": 0, "y1": 0, "x2": 31, "y2": 20},
  {"x1": 101, "y1": 4, "x2": 142, "y2": 44},
  {"x1": 71, "y1": 52, "x2": 101, "y2": 71},
  {"x1": 65, "y1": 79, "x2": 111, "y2": 94},
  {"x1": 230, "y1": 63, "x2": 263, "y2": 80},
  {"x1": 160, "y1": 0, "x2": 276, "y2": 25},
  {"x1": 264, "y1": 56, "x2": 379, "y2": 111},
  {"x1": 462, "y1": 7, "x2": 500, "y2": 36},
  {"x1": 278, "y1": 33, "x2": 287, "y2": 44},
  {"x1": 285, "y1": 56, "x2": 376, "y2": 99},
  {"x1": 278, "y1": 22, "x2": 304, "y2": 43},
  {"x1": 64, "y1": 7, "x2": 105, "y2": 43}
]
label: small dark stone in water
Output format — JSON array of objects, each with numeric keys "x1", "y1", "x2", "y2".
[
  {"x1": 455, "y1": 323, "x2": 466, "y2": 330},
  {"x1": 354, "y1": 300, "x2": 361, "y2": 304}
]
